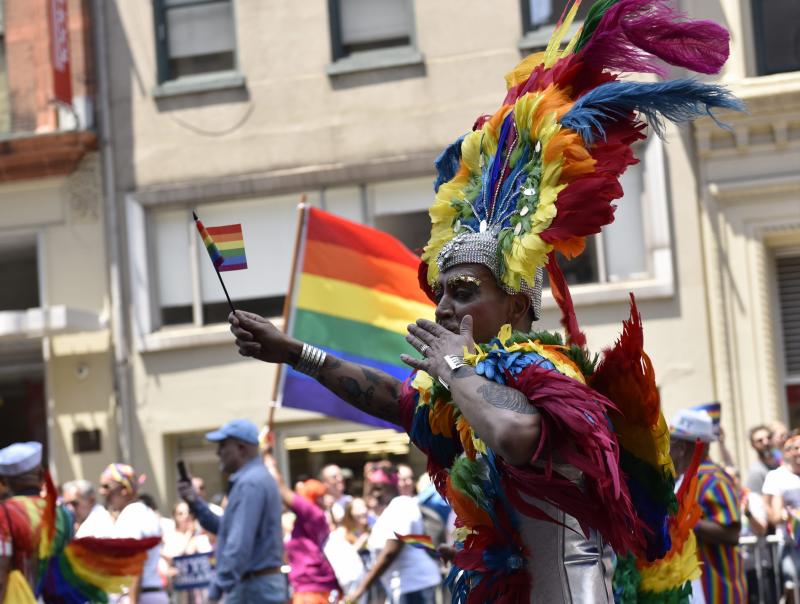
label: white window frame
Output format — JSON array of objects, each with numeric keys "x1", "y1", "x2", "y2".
[
  {"x1": 519, "y1": 0, "x2": 587, "y2": 52},
  {"x1": 540, "y1": 136, "x2": 674, "y2": 309},
  {"x1": 774, "y1": 249, "x2": 800, "y2": 423},
  {"x1": 326, "y1": 0, "x2": 423, "y2": 76},
  {"x1": 127, "y1": 159, "x2": 673, "y2": 352}
]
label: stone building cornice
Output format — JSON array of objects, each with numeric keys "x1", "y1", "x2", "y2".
[
  {"x1": 134, "y1": 149, "x2": 440, "y2": 207},
  {"x1": 693, "y1": 73, "x2": 800, "y2": 159}
]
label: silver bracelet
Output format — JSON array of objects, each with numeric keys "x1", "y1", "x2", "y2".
[{"x1": 295, "y1": 343, "x2": 327, "y2": 378}]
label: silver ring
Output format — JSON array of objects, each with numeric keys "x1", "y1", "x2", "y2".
[{"x1": 420, "y1": 344, "x2": 431, "y2": 356}]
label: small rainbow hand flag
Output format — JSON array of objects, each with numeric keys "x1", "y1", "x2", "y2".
[
  {"x1": 193, "y1": 212, "x2": 248, "y2": 272},
  {"x1": 206, "y1": 224, "x2": 247, "y2": 272},
  {"x1": 788, "y1": 510, "x2": 800, "y2": 546},
  {"x1": 395, "y1": 533, "x2": 437, "y2": 555}
]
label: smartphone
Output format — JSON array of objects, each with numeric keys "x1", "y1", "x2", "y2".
[{"x1": 177, "y1": 459, "x2": 190, "y2": 482}]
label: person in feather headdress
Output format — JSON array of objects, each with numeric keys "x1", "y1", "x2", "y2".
[{"x1": 230, "y1": 2, "x2": 743, "y2": 601}]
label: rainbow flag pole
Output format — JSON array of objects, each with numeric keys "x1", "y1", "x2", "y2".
[{"x1": 192, "y1": 210, "x2": 236, "y2": 314}]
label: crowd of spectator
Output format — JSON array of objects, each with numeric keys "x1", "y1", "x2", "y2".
[
  {"x1": 52, "y1": 411, "x2": 800, "y2": 604},
  {"x1": 56, "y1": 419, "x2": 452, "y2": 604}
]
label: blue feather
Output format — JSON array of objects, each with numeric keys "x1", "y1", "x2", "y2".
[
  {"x1": 434, "y1": 135, "x2": 465, "y2": 193},
  {"x1": 561, "y1": 79, "x2": 745, "y2": 144}
]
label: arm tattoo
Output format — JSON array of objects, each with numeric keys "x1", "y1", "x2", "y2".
[
  {"x1": 363, "y1": 367, "x2": 400, "y2": 400},
  {"x1": 477, "y1": 383, "x2": 538, "y2": 415},
  {"x1": 338, "y1": 376, "x2": 376, "y2": 405},
  {"x1": 314, "y1": 355, "x2": 401, "y2": 424}
]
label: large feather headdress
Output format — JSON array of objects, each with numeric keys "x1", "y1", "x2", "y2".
[{"x1": 421, "y1": 0, "x2": 744, "y2": 311}]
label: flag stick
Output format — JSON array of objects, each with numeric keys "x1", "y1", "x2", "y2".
[
  {"x1": 268, "y1": 198, "x2": 309, "y2": 436},
  {"x1": 193, "y1": 210, "x2": 236, "y2": 314},
  {"x1": 214, "y1": 266, "x2": 237, "y2": 315}
]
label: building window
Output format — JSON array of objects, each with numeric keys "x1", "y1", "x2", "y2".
[
  {"x1": 328, "y1": 0, "x2": 414, "y2": 61},
  {"x1": 546, "y1": 144, "x2": 651, "y2": 286},
  {"x1": 152, "y1": 194, "x2": 298, "y2": 327},
  {"x1": 752, "y1": 0, "x2": 800, "y2": 76},
  {"x1": 369, "y1": 177, "x2": 432, "y2": 254},
  {"x1": 0, "y1": 235, "x2": 39, "y2": 311},
  {"x1": 153, "y1": 0, "x2": 236, "y2": 83},
  {"x1": 130, "y1": 158, "x2": 668, "y2": 348},
  {"x1": 777, "y1": 254, "x2": 800, "y2": 427},
  {"x1": 519, "y1": 0, "x2": 589, "y2": 50}
]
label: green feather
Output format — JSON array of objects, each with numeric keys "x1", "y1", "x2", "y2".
[
  {"x1": 574, "y1": 0, "x2": 622, "y2": 51},
  {"x1": 450, "y1": 456, "x2": 490, "y2": 509},
  {"x1": 612, "y1": 553, "x2": 641, "y2": 604},
  {"x1": 637, "y1": 582, "x2": 692, "y2": 604}
]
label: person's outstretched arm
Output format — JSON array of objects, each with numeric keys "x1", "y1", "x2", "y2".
[{"x1": 230, "y1": 311, "x2": 403, "y2": 426}]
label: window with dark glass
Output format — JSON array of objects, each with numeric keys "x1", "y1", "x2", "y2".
[
  {"x1": 752, "y1": 0, "x2": 800, "y2": 76},
  {"x1": 520, "y1": 0, "x2": 589, "y2": 33},
  {"x1": 0, "y1": 238, "x2": 39, "y2": 311},
  {"x1": 777, "y1": 255, "x2": 800, "y2": 427},
  {"x1": 153, "y1": 0, "x2": 236, "y2": 83},
  {"x1": 328, "y1": 0, "x2": 414, "y2": 61}
]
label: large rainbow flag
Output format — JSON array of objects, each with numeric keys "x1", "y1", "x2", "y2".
[{"x1": 279, "y1": 206, "x2": 434, "y2": 429}]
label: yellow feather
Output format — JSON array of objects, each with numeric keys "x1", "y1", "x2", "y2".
[
  {"x1": 543, "y1": 1, "x2": 582, "y2": 67},
  {"x1": 638, "y1": 532, "x2": 702, "y2": 591}
]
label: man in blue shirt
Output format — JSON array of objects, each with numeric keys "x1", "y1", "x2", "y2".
[{"x1": 178, "y1": 419, "x2": 286, "y2": 603}]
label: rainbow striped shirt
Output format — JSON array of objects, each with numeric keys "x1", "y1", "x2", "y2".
[{"x1": 696, "y1": 461, "x2": 747, "y2": 603}]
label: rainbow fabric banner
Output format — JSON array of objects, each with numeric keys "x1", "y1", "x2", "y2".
[
  {"x1": 206, "y1": 224, "x2": 247, "y2": 271},
  {"x1": 395, "y1": 533, "x2": 437, "y2": 553},
  {"x1": 691, "y1": 401, "x2": 721, "y2": 436},
  {"x1": 788, "y1": 510, "x2": 800, "y2": 547},
  {"x1": 280, "y1": 207, "x2": 434, "y2": 429}
]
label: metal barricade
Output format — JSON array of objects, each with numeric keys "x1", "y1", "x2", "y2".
[{"x1": 739, "y1": 534, "x2": 792, "y2": 604}]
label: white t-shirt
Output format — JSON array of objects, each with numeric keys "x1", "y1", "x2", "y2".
[
  {"x1": 367, "y1": 496, "x2": 440, "y2": 600},
  {"x1": 113, "y1": 501, "x2": 163, "y2": 589},
  {"x1": 762, "y1": 465, "x2": 800, "y2": 540},
  {"x1": 762, "y1": 465, "x2": 800, "y2": 505},
  {"x1": 323, "y1": 527, "x2": 366, "y2": 596},
  {"x1": 75, "y1": 504, "x2": 114, "y2": 539}
]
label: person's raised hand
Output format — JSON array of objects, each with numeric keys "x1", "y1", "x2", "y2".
[
  {"x1": 400, "y1": 315, "x2": 475, "y2": 380},
  {"x1": 177, "y1": 479, "x2": 198, "y2": 504},
  {"x1": 229, "y1": 310, "x2": 296, "y2": 364}
]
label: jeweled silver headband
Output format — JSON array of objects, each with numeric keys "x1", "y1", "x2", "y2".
[{"x1": 436, "y1": 231, "x2": 543, "y2": 320}]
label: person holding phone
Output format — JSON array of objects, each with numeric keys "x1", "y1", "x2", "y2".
[{"x1": 177, "y1": 419, "x2": 286, "y2": 604}]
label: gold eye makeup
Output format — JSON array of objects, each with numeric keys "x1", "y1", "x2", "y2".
[{"x1": 446, "y1": 275, "x2": 482, "y2": 288}]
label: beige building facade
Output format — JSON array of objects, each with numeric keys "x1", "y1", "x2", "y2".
[
  {"x1": 0, "y1": 0, "x2": 114, "y2": 485},
  {"x1": 39, "y1": 0, "x2": 796, "y2": 506}
]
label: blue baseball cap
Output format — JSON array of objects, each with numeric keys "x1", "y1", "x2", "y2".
[{"x1": 205, "y1": 419, "x2": 260, "y2": 445}]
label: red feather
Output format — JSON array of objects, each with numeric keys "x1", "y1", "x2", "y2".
[
  {"x1": 502, "y1": 363, "x2": 645, "y2": 555},
  {"x1": 545, "y1": 252, "x2": 586, "y2": 348},
  {"x1": 417, "y1": 259, "x2": 436, "y2": 303},
  {"x1": 591, "y1": 294, "x2": 660, "y2": 427}
]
